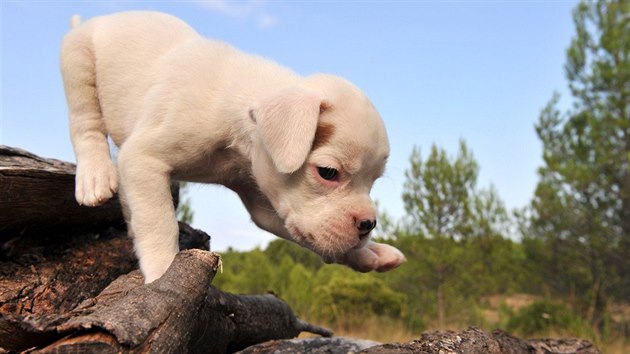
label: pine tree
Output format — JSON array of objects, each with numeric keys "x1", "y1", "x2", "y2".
[{"x1": 528, "y1": 0, "x2": 629, "y2": 328}]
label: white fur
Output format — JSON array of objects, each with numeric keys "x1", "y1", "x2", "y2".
[{"x1": 60, "y1": 11, "x2": 405, "y2": 283}]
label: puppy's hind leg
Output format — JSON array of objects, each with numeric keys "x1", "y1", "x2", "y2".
[{"x1": 61, "y1": 26, "x2": 118, "y2": 207}]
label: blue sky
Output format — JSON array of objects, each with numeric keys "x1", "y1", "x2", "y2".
[{"x1": 1, "y1": 0, "x2": 577, "y2": 251}]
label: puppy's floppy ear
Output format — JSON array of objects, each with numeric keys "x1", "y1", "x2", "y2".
[{"x1": 251, "y1": 87, "x2": 327, "y2": 173}]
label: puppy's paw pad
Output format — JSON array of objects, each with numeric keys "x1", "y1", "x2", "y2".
[
  {"x1": 376, "y1": 255, "x2": 406, "y2": 272},
  {"x1": 340, "y1": 247, "x2": 379, "y2": 272},
  {"x1": 368, "y1": 242, "x2": 406, "y2": 272},
  {"x1": 75, "y1": 162, "x2": 118, "y2": 207}
]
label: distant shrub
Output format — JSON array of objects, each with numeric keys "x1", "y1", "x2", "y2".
[
  {"x1": 506, "y1": 300, "x2": 592, "y2": 337},
  {"x1": 313, "y1": 273, "x2": 407, "y2": 327}
]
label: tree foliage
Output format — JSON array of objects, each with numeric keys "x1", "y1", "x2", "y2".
[
  {"x1": 402, "y1": 141, "x2": 478, "y2": 240},
  {"x1": 526, "y1": 0, "x2": 629, "y2": 328},
  {"x1": 397, "y1": 141, "x2": 532, "y2": 329},
  {"x1": 176, "y1": 182, "x2": 195, "y2": 224}
]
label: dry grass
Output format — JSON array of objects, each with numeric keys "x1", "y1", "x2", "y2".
[
  {"x1": 299, "y1": 316, "x2": 417, "y2": 343},
  {"x1": 325, "y1": 320, "x2": 630, "y2": 353},
  {"x1": 330, "y1": 317, "x2": 417, "y2": 343},
  {"x1": 601, "y1": 339, "x2": 630, "y2": 354},
  {"x1": 297, "y1": 294, "x2": 630, "y2": 353}
]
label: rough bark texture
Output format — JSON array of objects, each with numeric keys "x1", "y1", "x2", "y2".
[
  {"x1": 0, "y1": 146, "x2": 124, "y2": 234},
  {"x1": 361, "y1": 327, "x2": 600, "y2": 354},
  {"x1": 2, "y1": 249, "x2": 329, "y2": 353},
  {"x1": 0, "y1": 146, "x2": 602, "y2": 353},
  {"x1": 241, "y1": 327, "x2": 600, "y2": 354},
  {"x1": 236, "y1": 337, "x2": 380, "y2": 354},
  {"x1": 0, "y1": 222, "x2": 211, "y2": 350}
]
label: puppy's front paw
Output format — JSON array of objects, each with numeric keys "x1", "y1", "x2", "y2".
[
  {"x1": 75, "y1": 159, "x2": 118, "y2": 207},
  {"x1": 342, "y1": 241, "x2": 406, "y2": 273},
  {"x1": 367, "y1": 242, "x2": 406, "y2": 272}
]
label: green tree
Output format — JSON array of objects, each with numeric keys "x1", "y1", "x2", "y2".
[
  {"x1": 176, "y1": 182, "x2": 194, "y2": 224},
  {"x1": 527, "y1": 0, "x2": 629, "y2": 329},
  {"x1": 213, "y1": 248, "x2": 273, "y2": 294},
  {"x1": 264, "y1": 239, "x2": 323, "y2": 271},
  {"x1": 466, "y1": 186, "x2": 527, "y2": 295},
  {"x1": 313, "y1": 270, "x2": 406, "y2": 330},
  {"x1": 402, "y1": 141, "x2": 478, "y2": 240},
  {"x1": 401, "y1": 140, "x2": 478, "y2": 329},
  {"x1": 284, "y1": 263, "x2": 314, "y2": 316}
]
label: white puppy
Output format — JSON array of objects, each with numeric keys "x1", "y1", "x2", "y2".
[{"x1": 60, "y1": 11, "x2": 405, "y2": 283}]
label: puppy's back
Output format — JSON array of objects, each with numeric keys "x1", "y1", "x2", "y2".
[{"x1": 61, "y1": 11, "x2": 200, "y2": 143}]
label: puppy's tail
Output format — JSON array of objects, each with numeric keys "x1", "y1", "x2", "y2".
[{"x1": 70, "y1": 14, "x2": 81, "y2": 29}]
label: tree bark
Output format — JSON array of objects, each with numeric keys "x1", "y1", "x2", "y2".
[
  {"x1": 0, "y1": 145, "x2": 179, "y2": 236},
  {"x1": 0, "y1": 146, "x2": 124, "y2": 234},
  {"x1": 2, "y1": 247, "x2": 331, "y2": 353},
  {"x1": 240, "y1": 327, "x2": 601, "y2": 354},
  {"x1": 0, "y1": 222, "x2": 210, "y2": 352},
  {"x1": 436, "y1": 266, "x2": 445, "y2": 330}
]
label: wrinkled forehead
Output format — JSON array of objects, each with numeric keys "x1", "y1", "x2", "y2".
[
  {"x1": 332, "y1": 103, "x2": 388, "y2": 152},
  {"x1": 313, "y1": 99, "x2": 390, "y2": 175}
]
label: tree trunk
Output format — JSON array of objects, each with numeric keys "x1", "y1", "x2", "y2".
[{"x1": 436, "y1": 267, "x2": 445, "y2": 330}]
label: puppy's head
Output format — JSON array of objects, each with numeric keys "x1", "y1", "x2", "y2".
[{"x1": 250, "y1": 74, "x2": 389, "y2": 260}]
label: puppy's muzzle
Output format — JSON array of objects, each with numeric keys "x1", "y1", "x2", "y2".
[{"x1": 357, "y1": 219, "x2": 377, "y2": 238}]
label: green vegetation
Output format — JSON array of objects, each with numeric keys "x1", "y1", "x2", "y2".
[
  {"x1": 176, "y1": 182, "x2": 195, "y2": 224},
  {"x1": 526, "y1": 0, "x2": 630, "y2": 333},
  {"x1": 210, "y1": 0, "x2": 628, "y2": 351},
  {"x1": 505, "y1": 300, "x2": 594, "y2": 338}
]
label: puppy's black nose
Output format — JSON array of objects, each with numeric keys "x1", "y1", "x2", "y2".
[{"x1": 357, "y1": 219, "x2": 377, "y2": 236}]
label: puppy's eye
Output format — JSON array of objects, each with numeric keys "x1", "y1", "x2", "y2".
[{"x1": 317, "y1": 167, "x2": 339, "y2": 181}]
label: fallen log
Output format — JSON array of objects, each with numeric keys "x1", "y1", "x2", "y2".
[
  {"x1": 0, "y1": 146, "x2": 123, "y2": 234},
  {"x1": 0, "y1": 145, "x2": 179, "y2": 236},
  {"x1": 6, "y1": 250, "x2": 330, "y2": 353},
  {"x1": 0, "y1": 222, "x2": 210, "y2": 352},
  {"x1": 239, "y1": 327, "x2": 600, "y2": 354},
  {"x1": 360, "y1": 327, "x2": 600, "y2": 354}
]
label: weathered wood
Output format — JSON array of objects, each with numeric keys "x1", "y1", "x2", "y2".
[
  {"x1": 204, "y1": 287, "x2": 332, "y2": 353},
  {"x1": 1, "y1": 249, "x2": 330, "y2": 353},
  {"x1": 236, "y1": 337, "x2": 380, "y2": 354},
  {"x1": 0, "y1": 145, "x2": 179, "y2": 236},
  {"x1": 240, "y1": 327, "x2": 601, "y2": 354},
  {"x1": 0, "y1": 146, "x2": 125, "y2": 234},
  {"x1": 0, "y1": 222, "x2": 210, "y2": 352},
  {"x1": 360, "y1": 327, "x2": 600, "y2": 354}
]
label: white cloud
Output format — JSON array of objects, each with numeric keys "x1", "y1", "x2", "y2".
[
  {"x1": 256, "y1": 13, "x2": 278, "y2": 29},
  {"x1": 195, "y1": 0, "x2": 278, "y2": 29},
  {"x1": 196, "y1": 0, "x2": 254, "y2": 18}
]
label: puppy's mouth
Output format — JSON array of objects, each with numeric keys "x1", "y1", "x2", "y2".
[
  {"x1": 354, "y1": 232, "x2": 371, "y2": 249},
  {"x1": 287, "y1": 224, "x2": 363, "y2": 256},
  {"x1": 359, "y1": 230, "x2": 371, "y2": 238}
]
